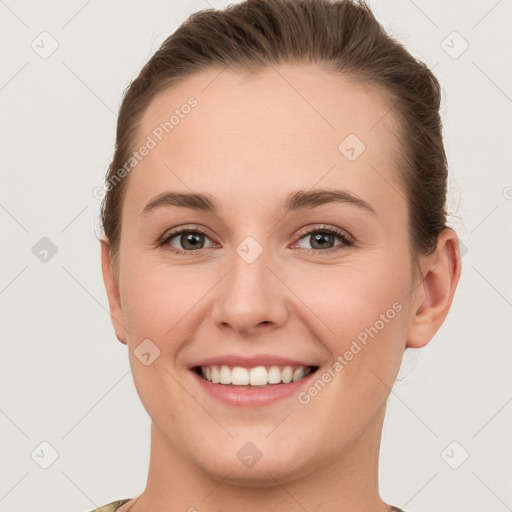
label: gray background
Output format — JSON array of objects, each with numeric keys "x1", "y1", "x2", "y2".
[{"x1": 1, "y1": 1, "x2": 511, "y2": 511}]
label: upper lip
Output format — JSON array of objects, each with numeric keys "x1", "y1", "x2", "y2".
[{"x1": 189, "y1": 354, "x2": 318, "y2": 369}]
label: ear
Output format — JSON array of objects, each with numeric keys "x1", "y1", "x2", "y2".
[
  {"x1": 100, "y1": 239, "x2": 127, "y2": 345},
  {"x1": 406, "y1": 228, "x2": 462, "y2": 348}
]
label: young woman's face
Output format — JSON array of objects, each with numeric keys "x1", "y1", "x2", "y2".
[{"x1": 106, "y1": 64, "x2": 426, "y2": 484}]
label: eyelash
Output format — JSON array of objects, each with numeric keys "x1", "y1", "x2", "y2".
[{"x1": 158, "y1": 224, "x2": 355, "y2": 257}]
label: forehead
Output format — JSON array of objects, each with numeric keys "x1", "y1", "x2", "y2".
[{"x1": 125, "y1": 63, "x2": 405, "y2": 220}]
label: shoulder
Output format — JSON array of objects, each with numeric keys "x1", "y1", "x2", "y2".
[
  {"x1": 86, "y1": 499, "x2": 131, "y2": 512},
  {"x1": 85, "y1": 499, "x2": 408, "y2": 512}
]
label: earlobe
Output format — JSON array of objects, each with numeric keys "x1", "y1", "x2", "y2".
[
  {"x1": 406, "y1": 228, "x2": 462, "y2": 348},
  {"x1": 100, "y1": 239, "x2": 127, "y2": 345}
]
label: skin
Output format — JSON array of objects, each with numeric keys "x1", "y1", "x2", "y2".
[{"x1": 101, "y1": 64, "x2": 461, "y2": 512}]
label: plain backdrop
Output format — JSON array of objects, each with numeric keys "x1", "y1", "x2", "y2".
[{"x1": 1, "y1": 1, "x2": 511, "y2": 511}]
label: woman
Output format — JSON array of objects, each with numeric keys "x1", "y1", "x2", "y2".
[{"x1": 94, "y1": 0, "x2": 461, "y2": 510}]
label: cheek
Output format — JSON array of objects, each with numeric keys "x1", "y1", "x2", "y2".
[
  {"x1": 289, "y1": 264, "x2": 408, "y2": 439},
  {"x1": 292, "y1": 259, "x2": 410, "y2": 413},
  {"x1": 120, "y1": 248, "x2": 411, "y2": 357},
  {"x1": 295, "y1": 259, "x2": 409, "y2": 348},
  {"x1": 119, "y1": 258, "x2": 210, "y2": 342},
  {"x1": 120, "y1": 260, "x2": 195, "y2": 427}
]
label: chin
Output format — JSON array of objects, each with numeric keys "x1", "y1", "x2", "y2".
[{"x1": 189, "y1": 442, "x2": 315, "y2": 487}]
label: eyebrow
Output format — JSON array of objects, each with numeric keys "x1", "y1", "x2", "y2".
[{"x1": 140, "y1": 188, "x2": 377, "y2": 217}]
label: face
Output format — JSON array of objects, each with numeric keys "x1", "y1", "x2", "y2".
[{"x1": 103, "y1": 64, "x2": 429, "y2": 485}]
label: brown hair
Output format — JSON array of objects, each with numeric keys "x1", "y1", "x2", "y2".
[{"x1": 100, "y1": 0, "x2": 448, "y2": 280}]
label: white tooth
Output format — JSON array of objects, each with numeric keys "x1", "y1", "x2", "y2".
[
  {"x1": 203, "y1": 364, "x2": 310, "y2": 386},
  {"x1": 281, "y1": 366, "x2": 293, "y2": 384},
  {"x1": 267, "y1": 365, "x2": 282, "y2": 384},
  {"x1": 211, "y1": 365, "x2": 220, "y2": 383},
  {"x1": 219, "y1": 365, "x2": 232, "y2": 384},
  {"x1": 292, "y1": 367, "x2": 305, "y2": 382},
  {"x1": 231, "y1": 366, "x2": 249, "y2": 385},
  {"x1": 249, "y1": 366, "x2": 268, "y2": 386}
]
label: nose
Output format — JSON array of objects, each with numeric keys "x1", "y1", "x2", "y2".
[{"x1": 211, "y1": 243, "x2": 289, "y2": 335}]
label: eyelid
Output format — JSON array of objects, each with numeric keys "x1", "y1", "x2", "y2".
[
  {"x1": 160, "y1": 224, "x2": 211, "y2": 242},
  {"x1": 294, "y1": 223, "x2": 354, "y2": 244}
]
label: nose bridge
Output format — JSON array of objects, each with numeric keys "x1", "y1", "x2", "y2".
[{"x1": 212, "y1": 234, "x2": 287, "y2": 331}]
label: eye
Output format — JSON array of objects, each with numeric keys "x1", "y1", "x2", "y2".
[
  {"x1": 294, "y1": 225, "x2": 354, "y2": 255},
  {"x1": 159, "y1": 224, "x2": 355, "y2": 257},
  {"x1": 160, "y1": 227, "x2": 215, "y2": 255}
]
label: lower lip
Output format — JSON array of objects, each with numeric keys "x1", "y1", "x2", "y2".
[{"x1": 190, "y1": 369, "x2": 317, "y2": 407}]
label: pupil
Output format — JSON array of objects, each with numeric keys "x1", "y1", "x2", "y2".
[
  {"x1": 182, "y1": 232, "x2": 204, "y2": 250},
  {"x1": 179, "y1": 232, "x2": 334, "y2": 251},
  {"x1": 312, "y1": 233, "x2": 333, "y2": 249}
]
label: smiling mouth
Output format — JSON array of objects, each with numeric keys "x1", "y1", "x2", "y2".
[{"x1": 192, "y1": 364, "x2": 319, "y2": 388}]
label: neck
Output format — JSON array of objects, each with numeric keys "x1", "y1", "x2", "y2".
[{"x1": 132, "y1": 407, "x2": 389, "y2": 512}]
